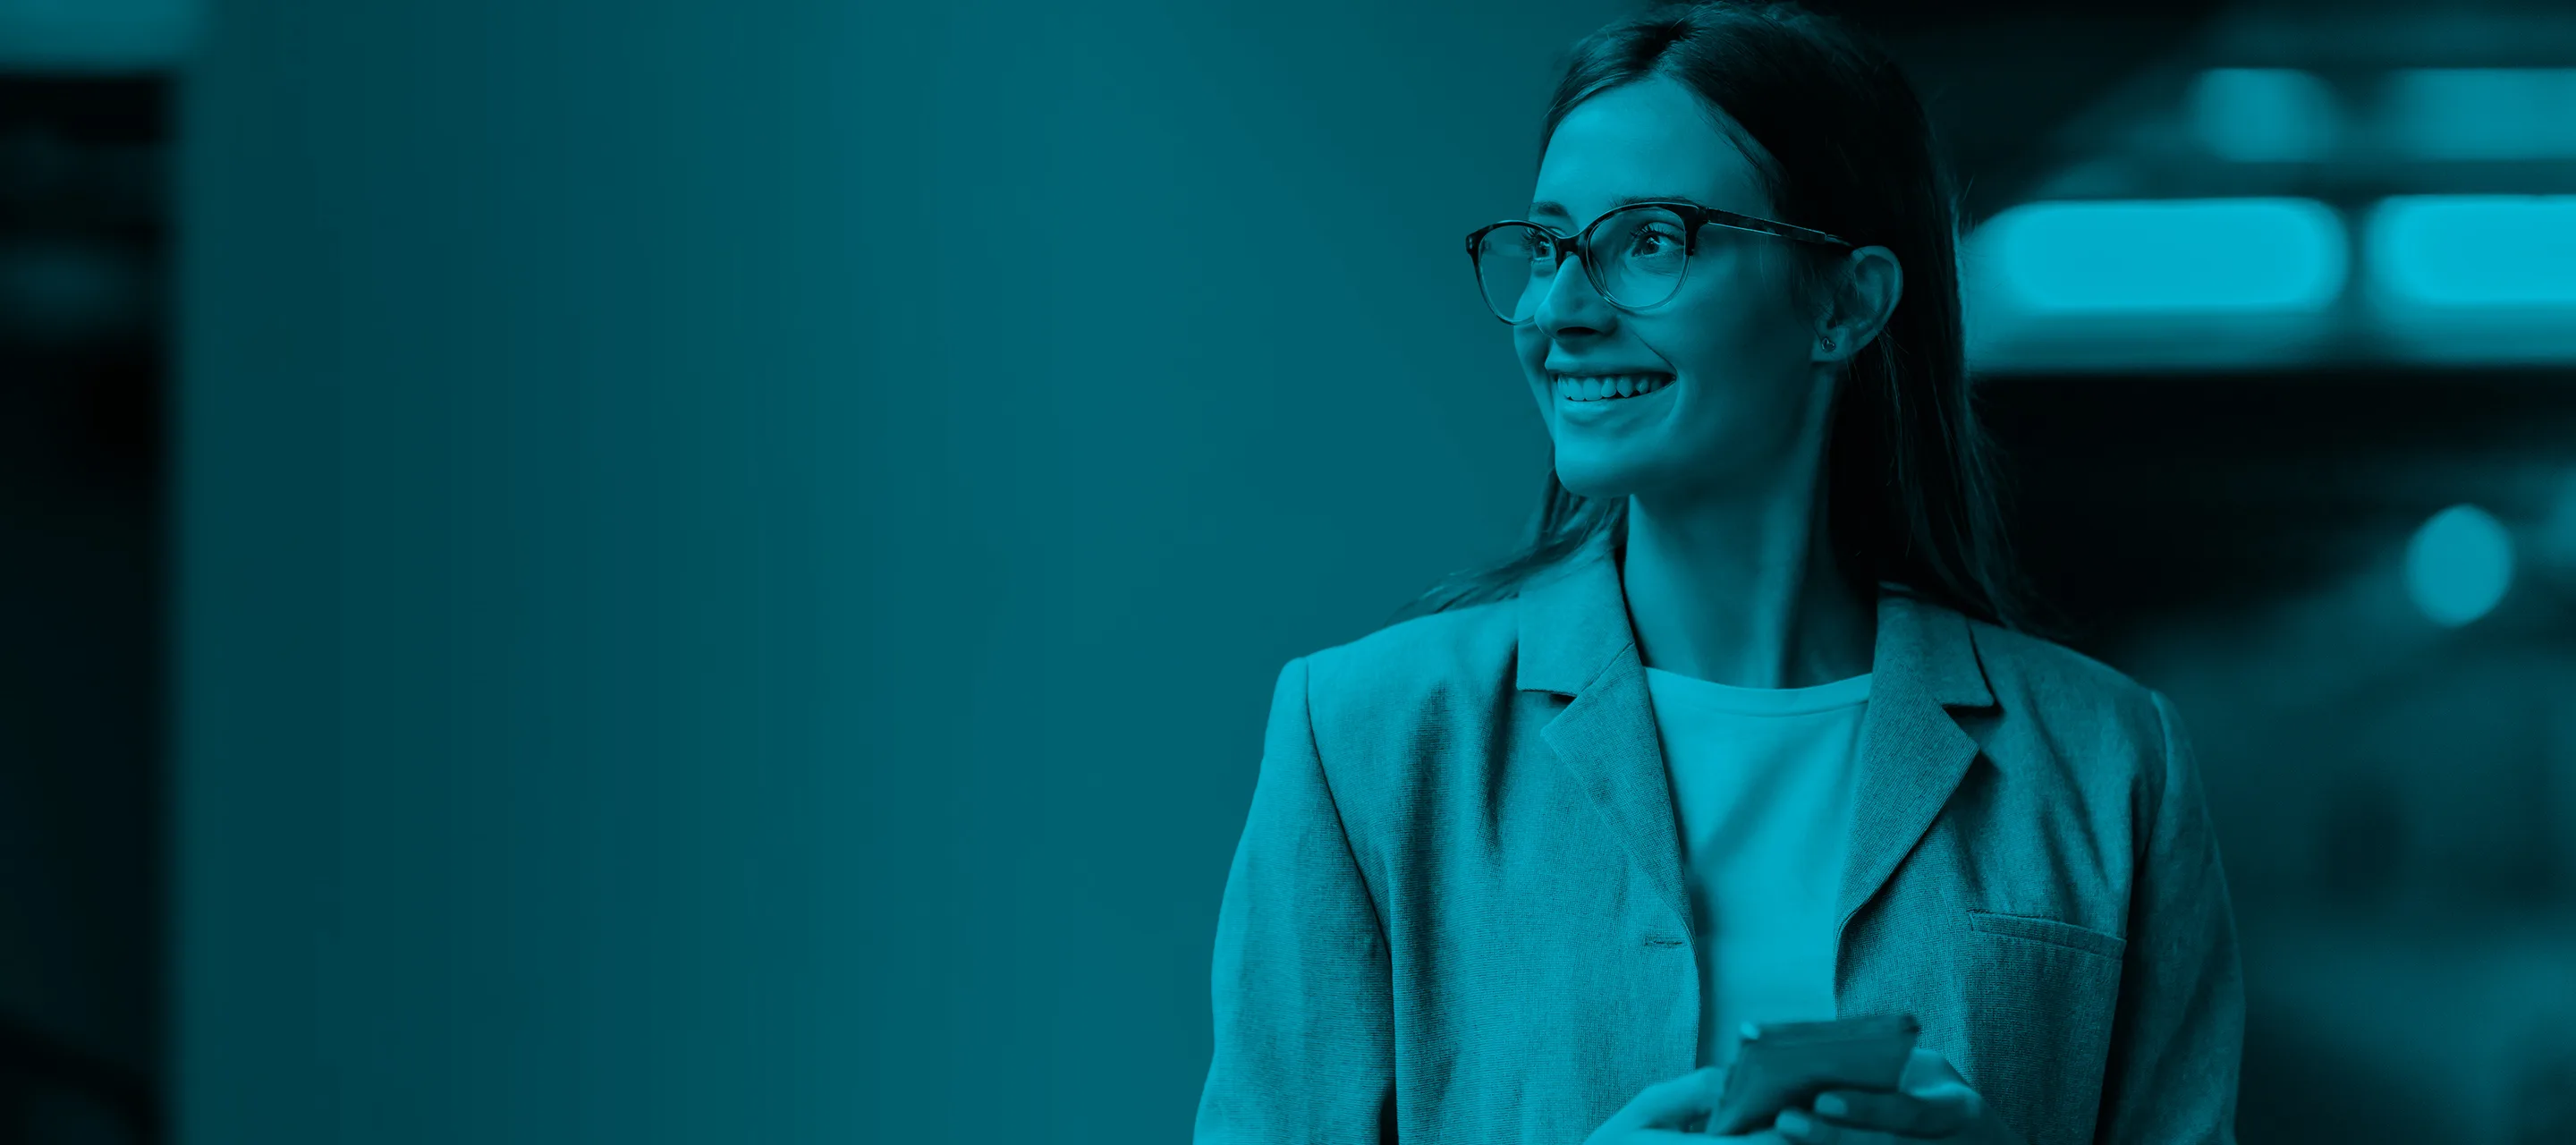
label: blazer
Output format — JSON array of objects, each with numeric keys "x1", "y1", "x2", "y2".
[{"x1": 1195, "y1": 534, "x2": 2243, "y2": 1144}]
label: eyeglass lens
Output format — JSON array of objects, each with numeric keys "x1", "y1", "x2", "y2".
[{"x1": 1474, "y1": 205, "x2": 1693, "y2": 322}]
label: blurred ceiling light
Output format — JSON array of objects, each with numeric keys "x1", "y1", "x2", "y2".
[
  {"x1": 1977, "y1": 198, "x2": 2348, "y2": 314},
  {"x1": 2384, "y1": 69, "x2": 2576, "y2": 162},
  {"x1": 2404, "y1": 504, "x2": 2515, "y2": 628},
  {"x1": 2191, "y1": 68, "x2": 2341, "y2": 162},
  {"x1": 0, "y1": 0, "x2": 196, "y2": 69},
  {"x1": 2366, "y1": 195, "x2": 2576, "y2": 309}
]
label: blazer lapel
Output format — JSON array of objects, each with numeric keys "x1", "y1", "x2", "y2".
[
  {"x1": 1515, "y1": 530, "x2": 1998, "y2": 942},
  {"x1": 1516, "y1": 533, "x2": 1691, "y2": 931},
  {"x1": 1834, "y1": 591, "x2": 1995, "y2": 933}
]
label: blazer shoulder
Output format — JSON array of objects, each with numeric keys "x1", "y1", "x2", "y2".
[
  {"x1": 1960, "y1": 617, "x2": 2174, "y2": 773},
  {"x1": 1300, "y1": 595, "x2": 1520, "y2": 713}
]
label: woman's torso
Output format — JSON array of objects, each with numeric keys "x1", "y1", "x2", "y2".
[{"x1": 1276, "y1": 545, "x2": 2204, "y2": 1143}]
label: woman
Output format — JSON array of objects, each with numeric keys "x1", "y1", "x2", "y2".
[{"x1": 1195, "y1": 4, "x2": 2242, "y2": 1142}]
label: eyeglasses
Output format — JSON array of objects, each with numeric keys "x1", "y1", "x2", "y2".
[{"x1": 1463, "y1": 200, "x2": 1852, "y2": 324}]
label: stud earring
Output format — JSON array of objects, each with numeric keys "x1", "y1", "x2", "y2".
[{"x1": 1821, "y1": 335, "x2": 1838, "y2": 350}]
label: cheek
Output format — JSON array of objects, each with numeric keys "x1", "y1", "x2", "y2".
[
  {"x1": 1653, "y1": 323, "x2": 1818, "y2": 455},
  {"x1": 1662, "y1": 254, "x2": 1808, "y2": 369},
  {"x1": 1661, "y1": 301, "x2": 1808, "y2": 398}
]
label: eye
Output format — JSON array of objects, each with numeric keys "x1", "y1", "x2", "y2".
[
  {"x1": 1527, "y1": 231, "x2": 1569, "y2": 269},
  {"x1": 1626, "y1": 225, "x2": 1685, "y2": 258}
]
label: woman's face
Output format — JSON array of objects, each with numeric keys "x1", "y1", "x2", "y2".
[{"x1": 1519, "y1": 74, "x2": 1830, "y2": 506}]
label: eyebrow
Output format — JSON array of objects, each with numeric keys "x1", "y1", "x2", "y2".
[{"x1": 1529, "y1": 194, "x2": 1707, "y2": 220}]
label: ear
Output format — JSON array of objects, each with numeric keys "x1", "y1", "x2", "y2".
[{"x1": 1810, "y1": 245, "x2": 1903, "y2": 365}]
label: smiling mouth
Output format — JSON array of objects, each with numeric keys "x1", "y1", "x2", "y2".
[{"x1": 1552, "y1": 372, "x2": 1675, "y2": 402}]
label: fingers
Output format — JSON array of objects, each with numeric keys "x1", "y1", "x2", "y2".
[
  {"x1": 1772, "y1": 1111, "x2": 1914, "y2": 1144},
  {"x1": 1775, "y1": 1048, "x2": 1988, "y2": 1142},
  {"x1": 1630, "y1": 1131, "x2": 1783, "y2": 1145},
  {"x1": 1601, "y1": 1066, "x2": 1726, "y2": 1132},
  {"x1": 1802, "y1": 1087, "x2": 1970, "y2": 1137}
]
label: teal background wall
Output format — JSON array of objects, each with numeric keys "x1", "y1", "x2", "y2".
[{"x1": 174, "y1": 0, "x2": 1623, "y2": 1139}]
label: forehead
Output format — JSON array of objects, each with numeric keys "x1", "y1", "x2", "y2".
[{"x1": 1531, "y1": 74, "x2": 1772, "y2": 224}]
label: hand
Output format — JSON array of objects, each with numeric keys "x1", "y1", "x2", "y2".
[
  {"x1": 1771, "y1": 1049, "x2": 2018, "y2": 1144},
  {"x1": 1584, "y1": 1066, "x2": 1787, "y2": 1144}
]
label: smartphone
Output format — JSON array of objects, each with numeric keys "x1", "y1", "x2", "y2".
[{"x1": 1702, "y1": 1014, "x2": 1920, "y2": 1136}]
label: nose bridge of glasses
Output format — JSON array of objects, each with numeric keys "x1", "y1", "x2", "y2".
[
  {"x1": 1546, "y1": 225, "x2": 1628, "y2": 313},
  {"x1": 1532, "y1": 236, "x2": 1658, "y2": 321},
  {"x1": 1470, "y1": 218, "x2": 1670, "y2": 322},
  {"x1": 1534, "y1": 236, "x2": 1621, "y2": 322}
]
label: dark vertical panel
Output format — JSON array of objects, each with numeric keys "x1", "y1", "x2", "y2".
[
  {"x1": 0, "y1": 72, "x2": 169, "y2": 1143},
  {"x1": 176, "y1": 0, "x2": 1615, "y2": 1140}
]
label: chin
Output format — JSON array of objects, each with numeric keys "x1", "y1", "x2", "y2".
[{"x1": 1552, "y1": 453, "x2": 1646, "y2": 502}]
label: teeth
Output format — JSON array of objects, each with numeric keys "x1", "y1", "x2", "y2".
[{"x1": 1553, "y1": 373, "x2": 1672, "y2": 401}]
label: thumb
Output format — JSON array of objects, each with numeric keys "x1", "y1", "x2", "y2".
[
  {"x1": 1899, "y1": 1048, "x2": 1987, "y2": 1124},
  {"x1": 1900, "y1": 1047, "x2": 1964, "y2": 1092},
  {"x1": 1606, "y1": 1065, "x2": 1727, "y2": 1131}
]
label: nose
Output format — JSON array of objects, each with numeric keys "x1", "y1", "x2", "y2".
[{"x1": 1531, "y1": 250, "x2": 1617, "y2": 339}]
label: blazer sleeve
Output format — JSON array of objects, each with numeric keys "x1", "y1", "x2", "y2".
[
  {"x1": 2093, "y1": 691, "x2": 2246, "y2": 1144},
  {"x1": 1194, "y1": 657, "x2": 1397, "y2": 1143}
]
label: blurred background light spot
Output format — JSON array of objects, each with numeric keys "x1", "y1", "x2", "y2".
[
  {"x1": 2191, "y1": 68, "x2": 2340, "y2": 162},
  {"x1": 2367, "y1": 195, "x2": 2576, "y2": 309},
  {"x1": 2403, "y1": 504, "x2": 2514, "y2": 628},
  {"x1": 2385, "y1": 68, "x2": 2576, "y2": 162},
  {"x1": 1979, "y1": 198, "x2": 2347, "y2": 314}
]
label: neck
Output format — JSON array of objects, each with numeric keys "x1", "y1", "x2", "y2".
[{"x1": 1616, "y1": 437, "x2": 1876, "y2": 690}]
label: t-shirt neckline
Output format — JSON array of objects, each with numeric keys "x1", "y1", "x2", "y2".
[{"x1": 1641, "y1": 666, "x2": 1873, "y2": 717}]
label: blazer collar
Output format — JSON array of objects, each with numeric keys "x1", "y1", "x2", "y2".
[{"x1": 1515, "y1": 528, "x2": 1996, "y2": 934}]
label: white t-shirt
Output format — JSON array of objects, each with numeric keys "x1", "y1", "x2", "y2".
[{"x1": 1641, "y1": 666, "x2": 1871, "y2": 1067}]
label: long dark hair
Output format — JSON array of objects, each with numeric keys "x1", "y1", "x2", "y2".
[{"x1": 1391, "y1": 0, "x2": 2038, "y2": 633}]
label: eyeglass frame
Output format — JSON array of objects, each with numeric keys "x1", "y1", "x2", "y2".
[{"x1": 1462, "y1": 199, "x2": 1854, "y2": 324}]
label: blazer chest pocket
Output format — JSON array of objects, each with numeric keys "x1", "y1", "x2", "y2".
[
  {"x1": 1966, "y1": 909, "x2": 2124, "y2": 961},
  {"x1": 1959, "y1": 911, "x2": 2126, "y2": 1142}
]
